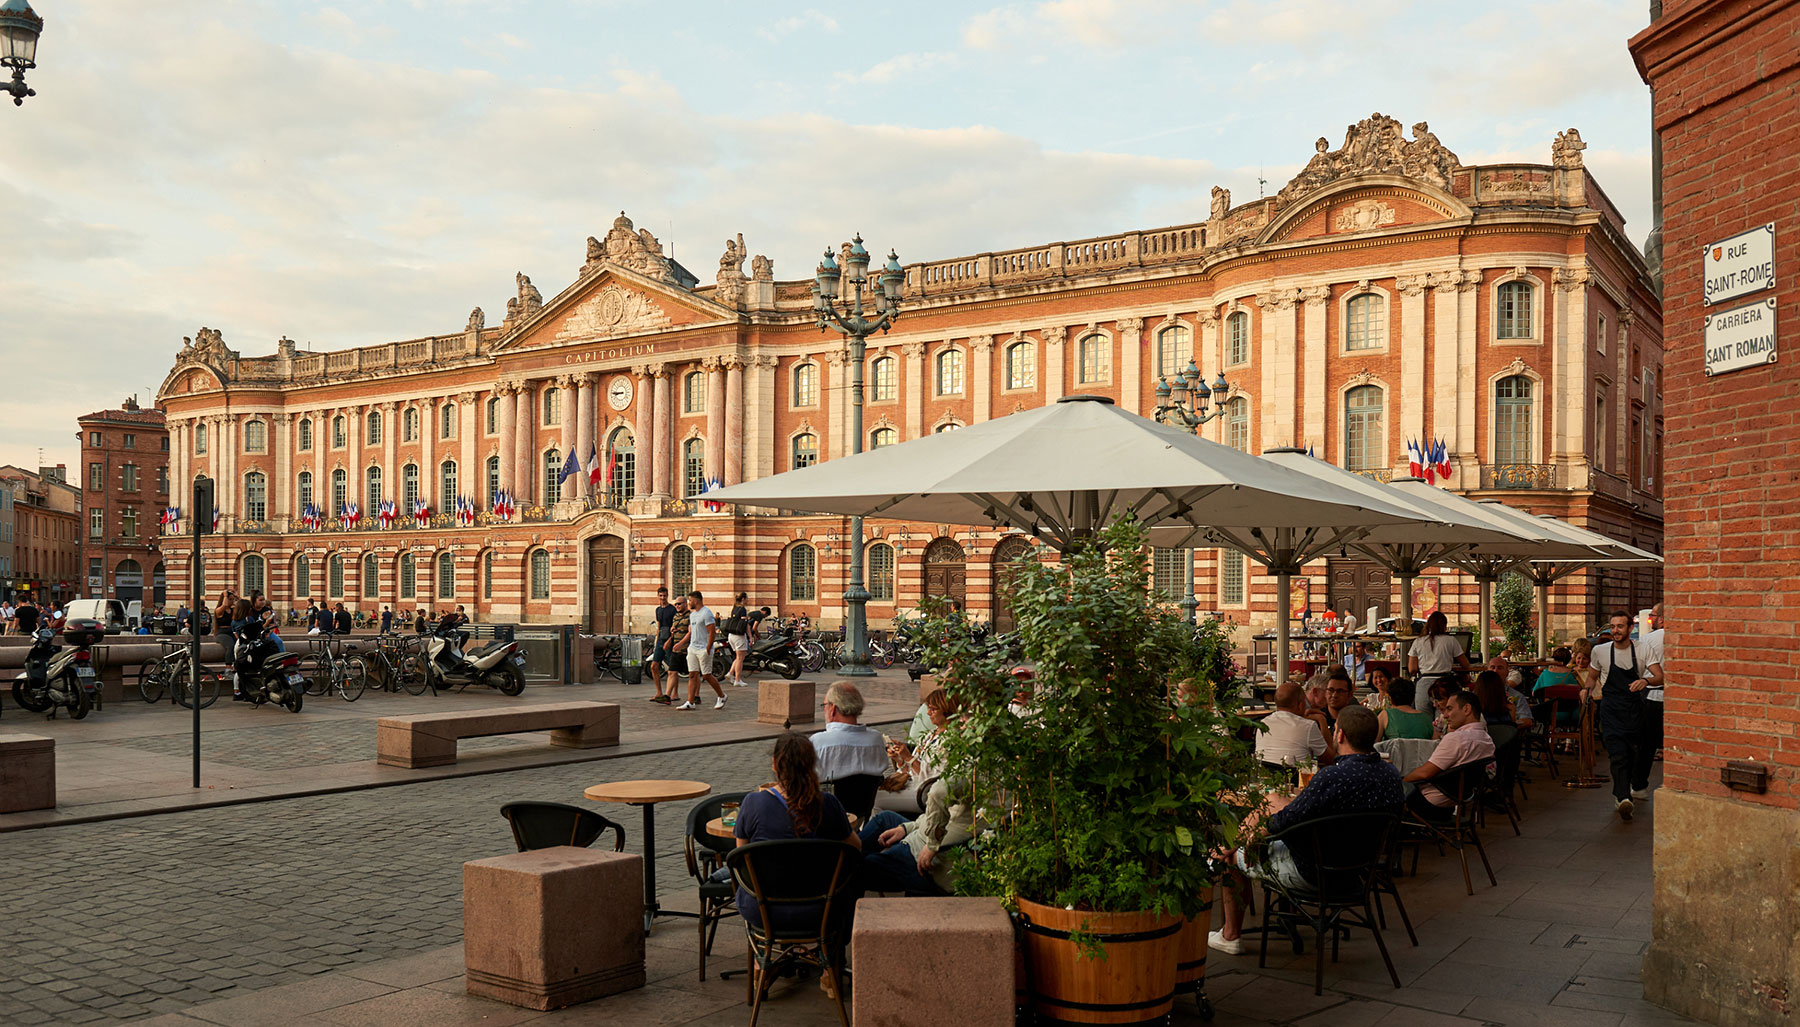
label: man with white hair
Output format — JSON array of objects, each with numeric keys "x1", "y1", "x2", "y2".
[{"x1": 812, "y1": 681, "x2": 892, "y2": 781}]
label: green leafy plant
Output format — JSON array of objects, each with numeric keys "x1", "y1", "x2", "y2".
[
  {"x1": 917, "y1": 518, "x2": 1274, "y2": 953},
  {"x1": 1494, "y1": 570, "x2": 1536, "y2": 657}
]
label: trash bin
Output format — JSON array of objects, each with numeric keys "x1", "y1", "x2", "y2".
[{"x1": 620, "y1": 635, "x2": 644, "y2": 685}]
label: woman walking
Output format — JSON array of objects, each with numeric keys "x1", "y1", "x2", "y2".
[{"x1": 725, "y1": 591, "x2": 751, "y2": 687}]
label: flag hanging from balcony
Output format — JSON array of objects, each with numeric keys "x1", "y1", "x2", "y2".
[
  {"x1": 1434, "y1": 437, "x2": 1452, "y2": 481},
  {"x1": 456, "y1": 495, "x2": 477, "y2": 527},
  {"x1": 558, "y1": 448, "x2": 581, "y2": 484},
  {"x1": 701, "y1": 477, "x2": 725, "y2": 513},
  {"x1": 211, "y1": 507, "x2": 221, "y2": 532},
  {"x1": 343, "y1": 502, "x2": 361, "y2": 528},
  {"x1": 298, "y1": 503, "x2": 314, "y2": 530},
  {"x1": 376, "y1": 500, "x2": 396, "y2": 528},
  {"x1": 413, "y1": 498, "x2": 432, "y2": 525},
  {"x1": 1405, "y1": 439, "x2": 1423, "y2": 479},
  {"x1": 586, "y1": 446, "x2": 603, "y2": 487},
  {"x1": 493, "y1": 488, "x2": 515, "y2": 521}
]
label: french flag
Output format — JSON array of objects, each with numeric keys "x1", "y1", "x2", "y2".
[
  {"x1": 587, "y1": 446, "x2": 604, "y2": 488},
  {"x1": 1406, "y1": 439, "x2": 1424, "y2": 479},
  {"x1": 1435, "y1": 438, "x2": 1452, "y2": 481}
]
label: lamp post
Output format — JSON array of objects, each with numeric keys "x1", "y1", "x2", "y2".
[
  {"x1": 0, "y1": 0, "x2": 43, "y2": 107},
  {"x1": 811, "y1": 234, "x2": 904, "y2": 677},
  {"x1": 1153, "y1": 360, "x2": 1233, "y2": 623}
]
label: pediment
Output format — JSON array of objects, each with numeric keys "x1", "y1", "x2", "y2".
[
  {"x1": 492, "y1": 266, "x2": 735, "y2": 353},
  {"x1": 156, "y1": 363, "x2": 222, "y2": 401},
  {"x1": 1261, "y1": 178, "x2": 1471, "y2": 245}
]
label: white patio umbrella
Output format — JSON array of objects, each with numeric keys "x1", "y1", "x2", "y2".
[{"x1": 704, "y1": 396, "x2": 1437, "y2": 681}]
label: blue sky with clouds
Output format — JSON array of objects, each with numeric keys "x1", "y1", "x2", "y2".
[{"x1": 1, "y1": 0, "x2": 1657, "y2": 470}]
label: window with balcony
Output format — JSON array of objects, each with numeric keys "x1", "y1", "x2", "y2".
[
  {"x1": 1344, "y1": 385, "x2": 1385, "y2": 472},
  {"x1": 682, "y1": 439, "x2": 705, "y2": 499},
  {"x1": 792, "y1": 433, "x2": 818, "y2": 470},
  {"x1": 1494, "y1": 375, "x2": 1534, "y2": 465},
  {"x1": 243, "y1": 472, "x2": 267, "y2": 520}
]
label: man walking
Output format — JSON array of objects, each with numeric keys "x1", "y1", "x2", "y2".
[
  {"x1": 659, "y1": 595, "x2": 690, "y2": 704},
  {"x1": 648, "y1": 586, "x2": 674, "y2": 701},
  {"x1": 1637, "y1": 603, "x2": 1667, "y2": 796},
  {"x1": 1590, "y1": 611, "x2": 1663, "y2": 822},
  {"x1": 678, "y1": 590, "x2": 727, "y2": 710}
]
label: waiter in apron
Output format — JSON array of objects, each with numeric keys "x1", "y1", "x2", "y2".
[
  {"x1": 1406, "y1": 610, "x2": 1471, "y2": 710},
  {"x1": 1590, "y1": 611, "x2": 1663, "y2": 823}
]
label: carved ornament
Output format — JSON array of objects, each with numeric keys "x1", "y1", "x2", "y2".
[
  {"x1": 1347, "y1": 369, "x2": 1378, "y2": 387},
  {"x1": 1505, "y1": 357, "x2": 1530, "y2": 377},
  {"x1": 1397, "y1": 275, "x2": 1430, "y2": 297},
  {"x1": 1275, "y1": 115, "x2": 1460, "y2": 208},
  {"x1": 555, "y1": 284, "x2": 672, "y2": 341},
  {"x1": 1302, "y1": 286, "x2": 1332, "y2": 305},
  {"x1": 971, "y1": 334, "x2": 994, "y2": 353},
  {"x1": 1333, "y1": 200, "x2": 1397, "y2": 233},
  {"x1": 1553, "y1": 267, "x2": 1591, "y2": 291},
  {"x1": 583, "y1": 212, "x2": 681, "y2": 284},
  {"x1": 1551, "y1": 128, "x2": 1586, "y2": 170},
  {"x1": 1198, "y1": 311, "x2": 1219, "y2": 329},
  {"x1": 901, "y1": 342, "x2": 927, "y2": 359},
  {"x1": 1042, "y1": 326, "x2": 1067, "y2": 347}
]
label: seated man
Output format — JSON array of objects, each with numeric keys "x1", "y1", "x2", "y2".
[
  {"x1": 1211, "y1": 706, "x2": 1403, "y2": 953},
  {"x1": 1323, "y1": 668, "x2": 1359, "y2": 729},
  {"x1": 1401, "y1": 689, "x2": 1496, "y2": 820},
  {"x1": 1256, "y1": 682, "x2": 1334, "y2": 768},
  {"x1": 811, "y1": 681, "x2": 892, "y2": 783},
  {"x1": 858, "y1": 777, "x2": 973, "y2": 895}
]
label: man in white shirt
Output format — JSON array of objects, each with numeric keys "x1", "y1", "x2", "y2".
[
  {"x1": 677, "y1": 590, "x2": 728, "y2": 710},
  {"x1": 1637, "y1": 602, "x2": 1666, "y2": 797},
  {"x1": 1590, "y1": 610, "x2": 1664, "y2": 821},
  {"x1": 1256, "y1": 682, "x2": 1333, "y2": 767},
  {"x1": 812, "y1": 681, "x2": 893, "y2": 781}
]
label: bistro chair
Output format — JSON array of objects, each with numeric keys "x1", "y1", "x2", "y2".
[
  {"x1": 1531, "y1": 685, "x2": 1585, "y2": 779},
  {"x1": 1482, "y1": 724, "x2": 1525, "y2": 836},
  {"x1": 1402, "y1": 759, "x2": 1498, "y2": 895},
  {"x1": 727, "y1": 838, "x2": 860, "y2": 1027},
  {"x1": 1254, "y1": 811, "x2": 1404, "y2": 996},
  {"x1": 499, "y1": 801, "x2": 625, "y2": 852},
  {"x1": 821, "y1": 774, "x2": 882, "y2": 822},
  {"x1": 683, "y1": 791, "x2": 748, "y2": 981}
]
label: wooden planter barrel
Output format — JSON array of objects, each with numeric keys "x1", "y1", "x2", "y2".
[
  {"x1": 1174, "y1": 896, "x2": 1215, "y2": 990},
  {"x1": 1015, "y1": 896, "x2": 1183, "y2": 1024}
]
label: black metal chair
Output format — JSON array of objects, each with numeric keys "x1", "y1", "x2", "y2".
[
  {"x1": 499, "y1": 801, "x2": 625, "y2": 852},
  {"x1": 1482, "y1": 724, "x2": 1524, "y2": 836},
  {"x1": 1402, "y1": 758, "x2": 1498, "y2": 895},
  {"x1": 727, "y1": 838, "x2": 860, "y2": 1027},
  {"x1": 683, "y1": 791, "x2": 748, "y2": 981},
  {"x1": 1254, "y1": 811, "x2": 1404, "y2": 996},
  {"x1": 821, "y1": 774, "x2": 882, "y2": 822}
]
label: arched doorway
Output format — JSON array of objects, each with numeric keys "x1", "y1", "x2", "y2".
[
  {"x1": 152, "y1": 562, "x2": 167, "y2": 605},
  {"x1": 586, "y1": 535, "x2": 625, "y2": 634},
  {"x1": 923, "y1": 538, "x2": 966, "y2": 611},
  {"x1": 991, "y1": 536, "x2": 1038, "y2": 633},
  {"x1": 114, "y1": 559, "x2": 144, "y2": 604}
]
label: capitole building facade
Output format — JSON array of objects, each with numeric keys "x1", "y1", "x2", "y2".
[{"x1": 156, "y1": 114, "x2": 1664, "y2": 642}]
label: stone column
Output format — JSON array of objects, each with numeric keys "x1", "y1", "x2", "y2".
[
  {"x1": 381, "y1": 402, "x2": 398, "y2": 510},
  {"x1": 902, "y1": 343, "x2": 925, "y2": 438},
  {"x1": 514, "y1": 386, "x2": 534, "y2": 505},
  {"x1": 724, "y1": 356, "x2": 745, "y2": 485},
  {"x1": 313, "y1": 410, "x2": 328, "y2": 512},
  {"x1": 575, "y1": 373, "x2": 596, "y2": 497},
  {"x1": 420, "y1": 398, "x2": 436, "y2": 511},
  {"x1": 1555, "y1": 267, "x2": 1592, "y2": 468},
  {"x1": 1399, "y1": 274, "x2": 1429, "y2": 454},
  {"x1": 1267, "y1": 290, "x2": 1300, "y2": 448},
  {"x1": 971, "y1": 335, "x2": 994, "y2": 423},
  {"x1": 345, "y1": 408, "x2": 362, "y2": 515},
  {"x1": 1455, "y1": 273, "x2": 1481, "y2": 471},
  {"x1": 1117, "y1": 320, "x2": 1143, "y2": 414},
  {"x1": 1043, "y1": 327, "x2": 1067, "y2": 403},
  {"x1": 458, "y1": 392, "x2": 478, "y2": 501},
  {"x1": 1431, "y1": 274, "x2": 1465, "y2": 471},
  {"x1": 169, "y1": 421, "x2": 186, "y2": 510},
  {"x1": 273, "y1": 414, "x2": 292, "y2": 519},
  {"x1": 747, "y1": 354, "x2": 777, "y2": 482},
  {"x1": 1301, "y1": 288, "x2": 1330, "y2": 454},
  {"x1": 494, "y1": 384, "x2": 517, "y2": 493},
  {"x1": 1199, "y1": 312, "x2": 1224, "y2": 445},
  {"x1": 634, "y1": 366, "x2": 656, "y2": 497},
  {"x1": 652, "y1": 367, "x2": 674, "y2": 497},
  {"x1": 705, "y1": 358, "x2": 726, "y2": 481},
  {"x1": 824, "y1": 350, "x2": 846, "y2": 457},
  {"x1": 217, "y1": 415, "x2": 236, "y2": 516}
]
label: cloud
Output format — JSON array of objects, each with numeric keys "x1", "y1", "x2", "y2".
[
  {"x1": 836, "y1": 51, "x2": 954, "y2": 85},
  {"x1": 963, "y1": 0, "x2": 1184, "y2": 51},
  {"x1": 757, "y1": 9, "x2": 839, "y2": 42}
]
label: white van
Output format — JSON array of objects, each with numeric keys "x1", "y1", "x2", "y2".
[{"x1": 64, "y1": 599, "x2": 129, "y2": 633}]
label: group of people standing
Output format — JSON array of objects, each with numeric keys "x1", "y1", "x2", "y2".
[
  {"x1": 2, "y1": 597, "x2": 50, "y2": 634},
  {"x1": 644, "y1": 587, "x2": 767, "y2": 710}
]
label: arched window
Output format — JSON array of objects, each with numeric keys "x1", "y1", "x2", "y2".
[
  {"x1": 1228, "y1": 311, "x2": 1250, "y2": 366},
  {"x1": 1344, "y1": 385, "x2": 1385, "y2": 472},
  {"x1": 194, "y1": 422, "x2": 208, "y2": 454},
  {"x1": 1226, "y1": 396, "x2": 1250, "y2": 452},
  {"x1": 331, "y1": 469, "x2": 348, "y2": 515},
  {"x1": 871, "y1": 356, "x2": 896, "y2": 401},
  {"x1": 868, "y1": 542, "x2": 895, "y2": 601},
  {"x1": 1156, "y1": 325, "x2": 1189, "y2": 381},
  {"x1": 1495, "y1": 375, "x2": 1534, "y2": 464},
  {"x1": 298, "y1": 418, "x2": 313, "y2": 451},
  {"x1": 793, "y1": 363, "x2": 818, "y2": 407},
  {"x1": 437, "y1": 552, "x2": 455, "y2": 599},
  {"x1": 486, "y1": 455, "x2": 501, "y2": 505},
  {"x1": 934, "y1": 423, "x2": 958, "y2": 433},
  {"x1": 441, "y1": 401, "x2": 457, "y2": 439},
  {"x1": 243, "y1": 471, "x2": 266, "y2": 520},
  {"x1": 870, "y1": 427, "x2": 897, "y2": 449},
  {"x1": 293, "y1": 554, "x2": 311, "y2": 598},
  {"x1": 241, "y1": 554, "x2": 265, "y2": 595},
  {"x1": 542, "y1": 386, "x2": 561, "y2": 426},
  {"x1": 789, "y1": 544, "x2": 816, "y2": 602},
  {"x1": 683, "y1": 439, "x2": 705, "y2": 498},
  {"x1": 544, "y1": 449, "x2": 562, "y2": 504},
  {"x1": 1498, "y1": 281, "x2": 1534, "y2": 339},
  {"x1": 684, "y1": 371, "x2": 706, "y2": 413},
  {"x1": 439, "y1": 460, "x2": 457, "y2": 513},
  {"x1": 670, "y1": 544, "x2": 694, "y2": 598},
  {"x1": 486, "y1": 397, "x2": 500, "y2": 435},
  {"x1": 1005, "y1": 340, "x2": 1036, "y2": 390},
  {"x1": 363, "y1": 553, "x2": 379, "y2": 598},
  {"x1": 1078, "y1": 333, "x2": 1110, "y2": 383},
  {"x1": 937, "y1": 349, "x2": 964, "y2": 395},
  {"x1": 244, "y1": 420, "x2": 267, "y2": 453},
  {"x1": 297, "y1": 470, "x2": 313, "y2": 512},
  {"x1": 483, "y1": 551, "x2": 495, "y2": 599},
  {"x1": 792, "y1": 433, "x2": 818, "y2": 469},
  {"x1": 365, "y1": 466, "x2": 382, "y2": 514},
  {"x1": 328, "y1": 554, "x2": 344, "y2": 597},
  {"x1": 400, "y1": 552, "x2": 416, "y2": 598},
  {"x1": 1346, "y1": 293, "x2": 1384, "y2": 351},
  {"x1": 530, "y1": 549, "x2": 551, "y2": 600},
  {"x1": 402, "y1": 463, "x2": 420, "y2": 509},
  {"x1": 607, "y1": 428, "x2": 636, "y2": 500},
  {"x1": 331, "y1": 415, "x2": 346, "y2": 448},
  {"x1": 403, "y1": 407, "x2": 419, "y2": 442},
  {"x1": 365, "y1": 411, "x2": 382, "y2": 446}
]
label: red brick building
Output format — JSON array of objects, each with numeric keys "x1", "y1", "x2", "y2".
[
  {"x1": 0, "y1": 465, "x2": 81, "y2": 607},
  {"x1": 77, "y1": 398, "x2": 170, "y2": 606},
  {"x1": 1632, "y1": 3, "x2": 1800, "y2": 1024}
]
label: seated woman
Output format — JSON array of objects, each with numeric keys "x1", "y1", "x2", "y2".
[
  {"x1": 877, "y1": 688, "x2": 959, "y2": 814},
  {"x1": 1363, "y1": 666, "x2": 1394, "y2": 712},
  {"x1": 733, "y1": 732, "x2": 861, "y2": 933},
  {"x1": 1531, "y1": 646, "x2": 1583, "y2": 729},
  {"x1": 1473, "y1": 670, "x2": 1519, "y2": 728},
  {"x1": 1377, "y1": 675, "x2": 1434, "y2": 740}
]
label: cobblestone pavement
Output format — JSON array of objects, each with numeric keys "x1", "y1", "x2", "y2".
[
  {"x1": 106, "y1": 721, "x2": 536, "y2": 771},
  {"x1": 0, "y1": 738, "x2": 779, "y2": 1024}
]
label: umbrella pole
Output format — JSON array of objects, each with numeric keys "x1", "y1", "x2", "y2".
[
  {"x1": 1477, "y1": 574, "x2": 1493, "y2": 662},
  {"x1": 1397, "y1": 570, "x2": 1414, "y2": 667},
  {"x1": 1535, "y1": 576, "x2": 1550, "y2": 659},
  {"x1": 1275, "y1": 568, "x2": 1291, "y2": 686}
]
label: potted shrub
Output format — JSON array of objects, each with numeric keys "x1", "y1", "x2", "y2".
[{"x1": 916, "y1": 519, "x2": 1272, "y2": 1023}]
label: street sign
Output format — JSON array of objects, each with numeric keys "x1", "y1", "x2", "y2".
[
  {"x1": 1703, "y1": 223, "x2": 1776, "y2": 305},
  {"x1": 1704, "y1": 298, "x2": 1778, "y2": 376}
]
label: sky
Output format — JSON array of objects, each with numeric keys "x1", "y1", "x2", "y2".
[{"x1": 0, "y1": 0, "x2": 1659, "y2": 472}]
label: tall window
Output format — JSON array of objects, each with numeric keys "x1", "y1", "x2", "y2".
[
  {"x1": 670, "y1": 544, "x2": 694, "y2": 598},
  {"x1": 441, "y1": 402, "x2": 456, "y2": 439},
  {"x1": 402, "y1": 464, "x2": 420, "y2": 509},
  {"x1": 1498, "y1": 282, "x2": 1534, "y2": 339},
  {"x1": 364, "y1": 553, "x2": 379, "y2": 598},
  {"x1": 544, "y1": 449, "x2": 562, "y2": 504},
  {"x1": 937, "y1": 349, "x2": 964, "y2": 395},
  {"x1": 868, "y1": 542, "x2": 895, "y2": 601},
  {"x1": 1078, "y1": 333, "x2": 1110, "y2": 383},
  {"x1": 439, "y1": 460, "x2": 457, "y2": 513},
  {"x1": 243, "y1": 471, "x2": 267, "y2": 520},
  {"x1": 294, "y1": 555, "x2": 311, "y2": 598},
  {"x1": 683, "y1": 439, "x2": 705, "y2": 498},
  {"x1": 195, "y1": 423, "x2": 208, "y2": 454},
  {"x1": 329, "y1": 554, "x2": 344, "y2": 597},
  {"x1": 793, "y1": 363, "x2": 818, "y2": 407},
  {"x1": 483, "y1": 551, "x2": 494, "y2": 599},
  {"x1": 1220, "y1": 550, "x2": 1246, "y2": 605},
  {"x1": 542, "y1": 387, "x2": 561, "y2": 426},
  {"x1": 121, "y1": 464, "x2": 139, "y2": 491},
  {"x1": 789, "y1": 544, "x2": 816, "y2": 602},
  {"x1": 1494, "y1": 375, "x2": 1533, "y2": 464},
  {"x1": 122, "y1": 433, "x2": 136, "y2": 449},
  {"x1": 365, "y1": 466, "x2": 382, "y2": 513},
  {"x1": 608, "y1": 428, "x2": 636, "y2": 500},
  {"x1": 331, "y1": 415, "x2": 346, "y2": 448},
  {"x1": 1006, "y1": 341, "x2": 1036, "y2": 389},
  {"x1": 1153, "y1": 548, "x2": 1192, "y2": 600},
  {"x1": 486, "y1": 455, "x2": 501, "y2": 505},
  {"x1": 121, "y1": 508, "x2": 138, "y2": 538},
  {"x1": 1597, "y1": 313, "x2": 1608, "y2": 355},
  {"x1": 1346, "y1": 293, "x2": 1384, "y2": 350},
  {"x1": 400, "y1": 552, "x2": 416, "y2": 598},
  {"x1": 870, "y1": 427, "x2": 897, "y2": 449},
  {"x1": 403, "y1": 408, "x2": 419, "y2": 441},
  {"x1": 1344, "y1": 385, "x2": 1385, "y2": 472},
  {"x1": 364, "y1": 412, "x2": 382, "y2": 446},
  {"x1": 1594, "y1": 393, "x2": 1607, "y2": 469},
  {"x1": 530, "y1": 549, "x2": 551, "y2": 599},
  {"x1": 157, "y1": 467, "x2": 168, "y2": 493},
  {"x1": 245, "y1": 420, "x2": 267, "y2": 452},
  {"x1": 87, "y1": 462, "x2": 104, "y2": 490},
  {"x1": 437, "y1": 552, "x2": 455, "y2": 599},
  {"x1": 242, "y1": 554, "x2": 265, "y2": 595},
  {"x1": 89, "y1": 508, "x2": 104, "y2": 539},
  {"x1": 1228, "y1": 312, "x2": 1249, "y2": 365},
  {"x1": 298, "y1": 418, "x2": 313, "y2": 451},
  {"x1": 871, "y1": 356, "x2": 896, "y2": 401},
  {"x1": 792, "y1": 433, "x2": 818, "y2": 469},
  {"x1": 684, "y1": 371, "x2": 706, "y2": 413},
  {"x1": 486, "y1": 397, "x2": 499, "y2": 434},
  {"x1": 1226, "y1": 396, "x2": 1250, "y2": 452},
  {"x1": 1156, "y1": 325, "x2": 1189, "y2": 381},
  {"x1": 331, "y1": 469, "x2": 348, "y2": 515},
  {"x1": 298, "y1": 471, "x2": 313, "y2": 512}
]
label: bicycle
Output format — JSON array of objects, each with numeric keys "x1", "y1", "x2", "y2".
[
  {"x1": 305, "y1": 637, "x2": 368, "y2": 701},
  {"x1": 362, "y1": 633, "x2": 431, "y2": 695},
  {"x1": 135, "y1": 642, "x2": 222, "y2": 709}
]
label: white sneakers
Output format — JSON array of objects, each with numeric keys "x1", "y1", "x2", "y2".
[
  {"x1": 1630, "y1": 788, "x2": 1650, "y2": 801},
  {"x1": 1616, "y1": 798, "x2": 1634, "y2": 822},
  {"x1": 1207, "y1": 929, "x2": 1244, "y2": 955},
  {"x1": 675, "y1": 696, "x2": 728, "y2": 710},
  {"x1": 675, "y1": 701, "x2": 696, "y2": 710},
  {"x1": 714, "y1": 695, "x2": 728, "y2": 710}
]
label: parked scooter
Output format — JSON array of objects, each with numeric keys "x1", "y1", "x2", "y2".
[
  {"x1": 232, "y1": 626, "x2": 306, "y2": 712},
  {"x1": 737, "y1": 628, "x2": 803, "y2": 680},
  {"x1": 421, "y1": 625, "x2": 527, "y2": 695},
  {"x1": 12, "y1": 627, "x2": 94, "y2": 720}
]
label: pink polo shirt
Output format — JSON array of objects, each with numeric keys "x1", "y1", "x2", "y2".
[{"x1": 1420, "y1": 721, "x2": 1496, "y2": 807}]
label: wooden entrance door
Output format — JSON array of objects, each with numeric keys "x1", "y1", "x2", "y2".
[
  {"x1": 587, "y1": 536, "x2": 625, "y2": 634},
  {"x1": 1327, "y1": 558, "x2": 1392, "y2": 625},
  {"x1": 990, "y1": 536, "x2": 1037, "y2": 632},
  {"x1": 923, "y1": 538, "x2": 967, "y2": 610}
]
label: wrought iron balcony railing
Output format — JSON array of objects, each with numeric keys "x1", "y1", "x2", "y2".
[{"x1": 1482, "y1": 463, "x2": 1561, "y2": 489}]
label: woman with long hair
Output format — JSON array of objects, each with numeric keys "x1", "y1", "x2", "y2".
[
  {"x1": 725, "y1": 591, "x2": 752, "y2": 687},
  {"x1": 731, "y1": 733, "x2": 859, "y2": 934},
  {"x1": 1406, "y1": 610, "x2": 1471, "y2": 710},
  {"x1": 1473, "y1": 669, "x2": 1515, "y2": 726},
  {"x1": 1378, "y1": 675, "x2": 1434, "y2": 740}
]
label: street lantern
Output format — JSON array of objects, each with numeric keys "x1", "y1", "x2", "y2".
[
  {"x1": 1153, "y1": 359, "x2": 1232, "y2": 624},
  {"x1": 0, "y1": 0, "x2": 42, "y2": 107}
]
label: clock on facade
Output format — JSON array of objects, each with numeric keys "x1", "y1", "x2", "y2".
[{"x1": 607, "y1": 376, "x2": 634, "y2": 410}]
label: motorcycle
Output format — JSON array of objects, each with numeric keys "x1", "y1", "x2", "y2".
[
  {"x1": 12, "y1": 627, "x2": 94, "y2": 720},
  {"x1": 232, "y1": 631, "x2": 307, "y2": 712},
  {"x1": 421, "y1": 626, "x2": 527, "y2": 695},
  {"x1": 733, "y1": 628, "x2": 803, "y2": 680}
]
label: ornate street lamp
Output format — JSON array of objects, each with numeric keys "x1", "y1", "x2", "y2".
[
  {"x1": 0, "y1": 0, "x2": 43, "y2": 107},
  {"x1": 812, "y1": 234, "x2": 904, "y2": 677},
  {"x1": 1154, "y1": 360, "x2": 1233, "y2": 623}
]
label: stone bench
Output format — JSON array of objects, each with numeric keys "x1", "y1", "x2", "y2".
[
  {"x1": 464, "y1": 846, "x2": 645, "y2": 1010},
  {"x1": 377, "y1": 702, "x2": 619, "y2": 769},
  {"x1": 852, "y1": 897, "x2": 1013, "y2": 1027},
  {"x1": 757, "y1": 679, "x2": 815, "y2": 726},
  {"x1": 0, "y1": 734, "x2": 56, "y2": 814}
]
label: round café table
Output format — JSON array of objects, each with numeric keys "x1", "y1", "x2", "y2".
[
  {"x1": 705, "y1": 810, "x2": 858, "y2": 839},
  {"x1": 585, "y1": 779, "x2": 711, "y2": 933}
]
